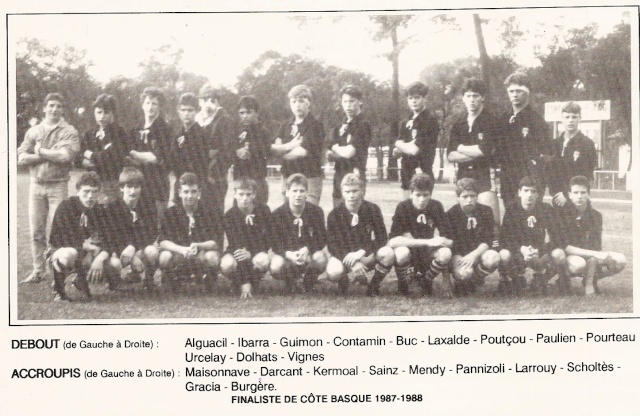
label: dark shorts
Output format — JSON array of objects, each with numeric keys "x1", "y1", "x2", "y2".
[
  {"x1": 409, "y1": 247, "x2": 436, "y2": 273},
  {"x1": 401, "y1": 167, "x2": 418, "y2": 190}
]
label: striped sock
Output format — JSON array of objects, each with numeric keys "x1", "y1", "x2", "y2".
[
  {"x1": 473, "y1": 263, "x2": 493, "y2": 284},
  {"x1": 374, "y1": 263, "x2": 391, "y2": 276},
  {"x1": 395, "y1": 264, "x2": 410, "y2": 282},
  {"x1": 424, "y1": 259, "x2": 448, "y2": 281}
]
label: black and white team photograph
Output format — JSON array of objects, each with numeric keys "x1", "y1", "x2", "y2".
[{"x1": 9, "y1": 6, "x2": 635, "y2": 320}]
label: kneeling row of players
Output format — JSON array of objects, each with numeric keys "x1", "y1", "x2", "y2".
[{"x1": 46, "y1": 168, "x2": 625, "y2": 302}]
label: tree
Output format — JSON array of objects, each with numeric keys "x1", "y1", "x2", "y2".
[
  {"x1": 582, "y1": 23, "x2": 631, "y2": 169},
  {"x1": 369, "y1": 15, "x2": 416, "y2": 180},
  {"x1": 16, "y1": 38, "x2": 100, "y2": 144}
]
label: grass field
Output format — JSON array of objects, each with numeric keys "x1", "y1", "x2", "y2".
[{"x1": 13, "y1": 171, "x2": 634, "y2": 321}]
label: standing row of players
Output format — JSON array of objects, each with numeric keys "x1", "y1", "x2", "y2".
[
  {"x1": 45, "y1": 168, "x2": 624, "y2": 301},
  {"x1": 18, "y1": 71, "x2": 624, "y2": 300}
]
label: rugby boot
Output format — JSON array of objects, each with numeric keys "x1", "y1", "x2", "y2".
[
  {"x1": 21, "y1": 270, "x2": 44, "y2": 284},
  {"x1": 52, "y1": 271, "x2": 70, "y2": 302}
]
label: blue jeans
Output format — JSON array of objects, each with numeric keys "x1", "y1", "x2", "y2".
[{"x1": 29, "y1": 181, "x2": 68, "y2": 274}]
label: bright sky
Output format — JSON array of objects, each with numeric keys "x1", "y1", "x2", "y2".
[{"x1": 9, "y1": 7, "x2": 631, "y2": 90}]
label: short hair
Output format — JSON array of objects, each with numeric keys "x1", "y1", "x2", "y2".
[
  {"x1": 76, "y1": 171, "x2": 101, "y2": 190},
  {"x1": 455, "y1": 178, "x2": 479, "y2": 196},
  {"x1": 569, "y1": 175, "x2": 591, "y2": 192},
  {"x1": 406, "y1": 81, "x2": 429, "y2": 97},
  {"x1": 178, "y1": 172, "x2": 199, "y2": 188},
  {"x1": 504, "y1": 72, "x2": 531, "y2": 90},
  {"x1": 409, "y1": 173, "x2": 434, "y2": 193},
  {"x1": 461, "y1": 77, "x2": 487, "y2": 97},
  {"x1": 237, "y1": 95, "x2": 260, "y2": 112},
  {"x1": 341, "y1": 173, "x2": 365, "y2": 190},
  {"x1": 288, "y1": 85, "x2": 313, "y2": 101},
  {"x1": 285, "y1": 173, "x2": 308, "y2": 190},
  {"x1": 178, "y1": 92, "x2": 199, "y2": 110},
  {"x1": 92, "y1": 93, "x2": 117, "y2": 114},
  {"x1": 198, "y1": 84, "x2": 221, "y2": 102},
  {"x1": 340, "y1": 84, "x2": 363, "y2": 101},
  {"x1": 518, "y1": 176, "x2": 540, "y2": 191},
  {"x1": 233, "y1": 178, "x2": 258, "y2": 193},
  {"x1": 562, "y1": 101, "x2": 581, "y2": 115},
  {"x1": 140, "y1": 87, "x2": 166, "y2": 107},
  {"x1": 43, "y1": 93, "x2": 65, "y2": 107},
  {"x1": 119, "y1": 167, "x2": 144, "y2": 188}
]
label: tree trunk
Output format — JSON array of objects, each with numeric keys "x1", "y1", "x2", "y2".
[
  {"x1": 473, "y1": 14, "x2": 492, "y2": 99},
  {"x1": 387, "y1": 27, "x2": 401, "y2": 181}
]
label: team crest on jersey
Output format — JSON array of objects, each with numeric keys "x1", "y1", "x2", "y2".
[
  {"x1": 467, "y1": 217, "x2": 477, "y2": 229},
  {"x1": 406, "y1": 119, "x2": 414, "y2": 130},
  {"x1": 416, "y1": 214, "x2": 427, "y2": 224},
  {"x1": 364, "y1": 224, "x2": 375, "y2": 241},
  {"x1": 238, "y1": 131, "x2": 247, "y2": 141},
  {"x1": 527, "y1": 216, "x2": 537, "y2": 228},
  {"x1": 290, "y1": 124, "x2": 299, "y2": 137},
  {"x1": 477, "y1": 133, "x2": 484, "y2": 141},
  {"x1": 573, "y1": 151, "x2": 580, "y2": 161},
  {"x1": 411, "y1": 129, "x2": 418, "y2": 140},
  {"x1": 339, "y1": 123, "x2": 349, "y2": 136},
  {"x1": 522, "y1": 127, "x2": 530, "y2": 137}
]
